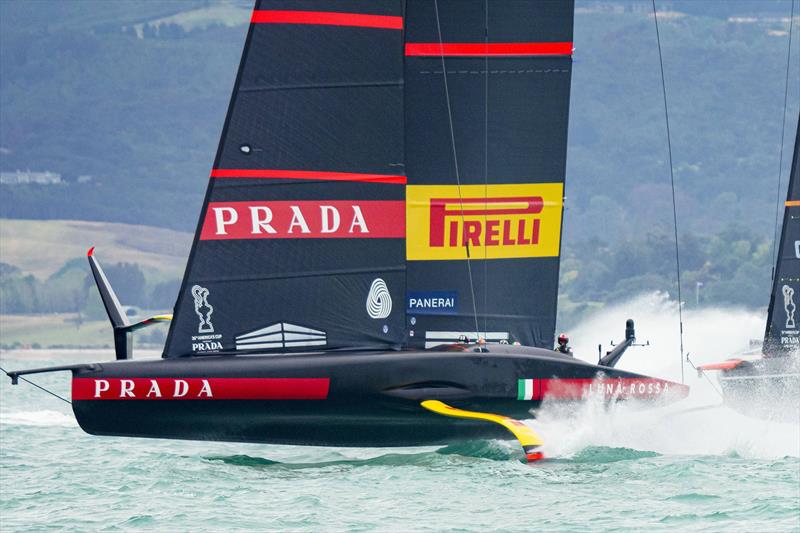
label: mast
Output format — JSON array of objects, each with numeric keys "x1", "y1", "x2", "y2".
[{"x1": 763, "y1": 113, "x2": 800, "y2": 356}]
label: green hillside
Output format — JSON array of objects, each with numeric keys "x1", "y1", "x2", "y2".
[
  {"x1": 0, "y1": 0, "x2": 798, "y2": 331},
  {"x1": 0, "y1": 0, "x2": 250, "y2": 230},
  {"x1": 0, "y1": 218, "x2": 189, "y2": 347},
  {"x1": 0, "y1": 219, "x2": 191, "y2": 344},
  {"x1": 1, "y1": 313, "x2": 116, "y2": 349},
  {"x1": 1, "y1": 0, "x2": 797, "y2": 239},
  {"x1": 0, "y1": 219, "x2": 191, "y2": 279}
]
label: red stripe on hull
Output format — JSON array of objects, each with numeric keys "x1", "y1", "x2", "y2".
[
  {"x1": 211, "y1": 168, "x2": 407, "y2": 185},
  {"x1": 405, "y1": 42, "x2": 573, "y2": 57},
  {"x1": 532, "y1": 378, "x2": 688, "y2": 401},
  {"x1": 251, "y1": 10, "x2": 403, "y2": 30},
  {"x1": 72, "y1": 377, "x2": 330, "y2": 400}
]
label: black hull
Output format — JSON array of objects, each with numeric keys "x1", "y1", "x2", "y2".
[
  {"x1": 718, "y1": 356, "x2": 800, "y2": 422},
  {"x1": 69, "y1": 345, "x2": 688, "y2": 447}
]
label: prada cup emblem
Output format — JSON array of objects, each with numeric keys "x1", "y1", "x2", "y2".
[
  {"x1": 191, "y1": 285, "x2": 215, "y2": 333},
  {"x1": 783, "y1": 285, "x2": 796, "y2": 329},
  {"x1": 366, "y1": 278, "x2": 392, "y2": 319}
]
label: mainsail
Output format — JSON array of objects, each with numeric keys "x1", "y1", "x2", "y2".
[
  {"x1": 763, "y1": 114, "x2": 800, "y2": 356},
  {"x1": 164, "y1": 1, "x2": 407, "y2": 356},
  {"x1": 404, "y1": 0, "x2": 573, "y2": 348},
  {"x1": 164, "y1": 0, "x2": 574, "y2": 356}
]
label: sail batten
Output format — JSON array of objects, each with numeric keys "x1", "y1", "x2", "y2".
[
  {"x1": 210, "y1": 169, "x2": 407, "y2": 184},
  {"x1": 239, "y1": 81, "x2": 404, "y2": 94},
  {"x1": 250, "y1": 10, "x2": 404, "y2": 30},
  {"x1": 405, "y1": 42, "x2": 573, "y2": 57},
  {"x1": 189, "y1": 265, "x2": 408, "y2": 285}
]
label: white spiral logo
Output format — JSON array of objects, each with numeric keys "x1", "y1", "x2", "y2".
[{"x1": 366, "y1": 278, "x2": 392, "y2": 319}]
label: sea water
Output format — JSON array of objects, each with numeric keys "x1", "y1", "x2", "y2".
[{"x1": 1, "y1": 295, "x2": 798, "y2": 532}]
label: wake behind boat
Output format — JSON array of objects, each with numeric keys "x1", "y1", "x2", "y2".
[
  {"x1": 699, "y1": 114, "x2": 800, "y2": 421},
  {"x1": 6, "y1": 0, "x2": 688, "y2": 461}
]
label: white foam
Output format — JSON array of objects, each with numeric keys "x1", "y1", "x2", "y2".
[
  {"x1": 534, "y1": 397, "x2": 799, "y2": 460},
  {"x1": 0, "y1": 410, "x2": 77, "y2": 428},
  {"x1": 567, "y1": 291, "x2": 764, "y2": 382},
  {"x1": 534, "y1": 293, "x2": 800, "y2": 460}
]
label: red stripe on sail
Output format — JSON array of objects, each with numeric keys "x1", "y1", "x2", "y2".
[
  {"x1": 251, "y1": 10, "x2": 403, "y2": 30},
  {"x1": 72, "y1": 377, "x2": 330, "y2": 400},
  {"x1": 200, "y1": 200, "x2": 405, "y2": 241},
  {"x1": 405, "y1": 42, "x2": 573, "y2": 57},
  {"x1": 211, "y1": 168, "x2": 407, "y2": 185}
]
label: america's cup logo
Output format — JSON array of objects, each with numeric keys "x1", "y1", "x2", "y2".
[
  {"x1": 191, "y1": 285, "x2": 214, "y2": 333},
  {"x1": 783, "y1": 285, "x2": 796, "y2": 329}
]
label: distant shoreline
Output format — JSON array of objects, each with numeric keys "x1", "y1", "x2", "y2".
[{"x1": 0, "y1": 349, "x2": 163, "y2": 361}]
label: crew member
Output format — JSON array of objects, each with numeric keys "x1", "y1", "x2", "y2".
[{"x1": 556, "y1": 333, "x2": 573, "y2": 355}]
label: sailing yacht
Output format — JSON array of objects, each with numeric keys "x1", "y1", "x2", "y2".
[
  {"x1": 7, "y1": 0, "x2": 688, "y2": 460},
  {"x1": 699, "y1": 115, "x2": 800, "y2": 421}
]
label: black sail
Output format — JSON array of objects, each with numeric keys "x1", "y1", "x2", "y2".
[
  {"x1": 763, "y1": 114, "x2": 800, "y2": 356},
  {"x1": 164, "y1": 1, "x2": 406, "y2": 357},
  {"x1": 403, "y1": 0, "x2": 574, "y2": 348}
]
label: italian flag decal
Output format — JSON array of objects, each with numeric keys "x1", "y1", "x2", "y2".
[{"x1": 517, "y1": 379, "x2": 537, "y2": 400}]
